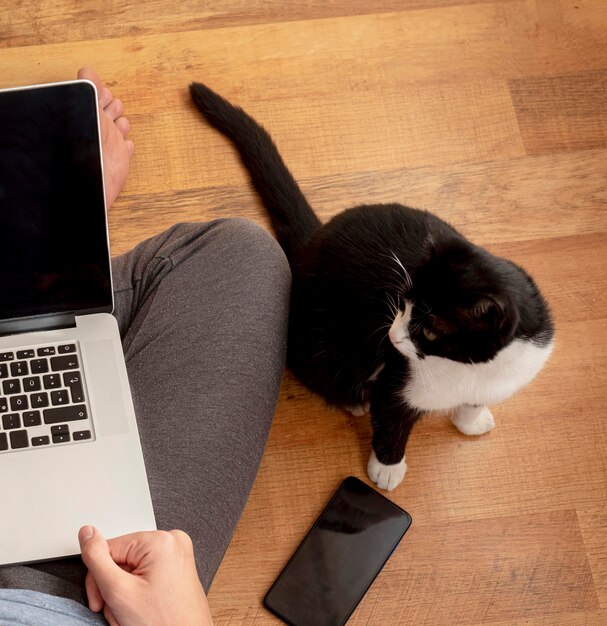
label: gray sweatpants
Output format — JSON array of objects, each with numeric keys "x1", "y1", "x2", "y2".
[{"x1": 0, "y1": 218, "x2": 291, "y2": 605}]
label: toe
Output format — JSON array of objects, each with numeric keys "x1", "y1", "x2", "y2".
[
  {"x1": 367, "y1": 451, "x2": 407, "y2": 491},
  {"x1": 77, "y1": 67, "x2": 106, "y2": 102},
  {"x1": 77, "y1": 67, "x2": 101, "y2": 88},
  {"x1": 100, "y1": 87, "x2": 113, "y2": 109},
  {"x1": 115, "y1": 116, "x2": 131, "y2": 137},
  {"x1": 104, "y1": 98, "x2": 124, "y2": 121},
  {"x1": 76, "y1": 68, "x2": 115, "y2": 108}
]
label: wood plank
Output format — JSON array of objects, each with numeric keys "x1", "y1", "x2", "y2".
[
  {"x1": 0, "y1": 0, "x2": 510, "y2": 48},
  {"x1": 578, "y1": 506, "x2": 607, "y2": 607},
  {"x1": 510, "y1": 70, "x2": 607, "y2": 154},
  {"x1": 108, "y1": 149, "x2": 607, "y2": 256},
  {"x1": 2, "y1": 1, "x2": 607, "y2": 106},
  {"x1": 210, "y1": 510, "x2": 599, "y2": 624},
  {"x1": 108, "y1": 76, "x2": 523, "y2": 197},
  {"x1": 469, "y1": 609, "x2": 607, "y2": 625},
  {"x1": 486, "y1": 233, "x2": 607, "y2": 325}
]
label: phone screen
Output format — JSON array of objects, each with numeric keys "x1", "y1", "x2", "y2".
[{"x1": 264, "y1": 476, "x2": 412, "y2": 626}]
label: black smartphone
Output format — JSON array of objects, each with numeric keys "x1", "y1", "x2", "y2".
[{"x1": 264, "y1": 476, "x2": 412, "y2": 626}]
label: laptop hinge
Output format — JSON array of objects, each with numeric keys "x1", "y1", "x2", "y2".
[{"x1": 0, "y1": 313, "x2": 77, "y2": 337}]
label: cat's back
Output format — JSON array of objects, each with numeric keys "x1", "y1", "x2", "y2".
[{"x1": 295, "y1": 203, "x2": 451, "y2": 284}]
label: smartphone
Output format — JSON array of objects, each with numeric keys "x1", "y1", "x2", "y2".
[{"x1": 264, "y1": 476, "x2": 412, "y2": 626}]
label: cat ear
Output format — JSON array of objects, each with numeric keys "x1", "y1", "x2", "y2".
[{"x1": 463, "y1": 296, "x2": 507, "y2": 330}]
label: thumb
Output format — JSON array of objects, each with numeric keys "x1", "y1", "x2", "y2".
[{"x1": 79, "y1": 526, "x2": 130, "y2": 599}]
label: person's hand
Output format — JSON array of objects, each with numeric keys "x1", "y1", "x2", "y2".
[{"x1": 78, "y1": 525, "x2": 213, "y2": 626}]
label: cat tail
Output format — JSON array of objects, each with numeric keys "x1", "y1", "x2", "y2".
[{"x1": 189, "y1": 82, "x2": 321, "y2": 264}]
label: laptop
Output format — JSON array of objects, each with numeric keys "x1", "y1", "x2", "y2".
[{"x1": 0, "y1": 78, "x2": 156, "y2": 565}]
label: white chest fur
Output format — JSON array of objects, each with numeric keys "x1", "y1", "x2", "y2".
[{"x1": 402, "y1": 338, "x2": 554, "y2": 411}]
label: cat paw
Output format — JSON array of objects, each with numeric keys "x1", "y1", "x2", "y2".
[
  {"x1": 451, "y1": 405, "x2": 496, "y2": 436},
  {"x1": 367, "y1": 451, "x2": 407, "y2": 491},
  {"x1": 345, "y1": 403, "x2": 370, "y2": 417}
]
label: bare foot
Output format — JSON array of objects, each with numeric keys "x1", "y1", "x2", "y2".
[{"x1": 77, "y1": 67, "x2": 134, "y2": 209}]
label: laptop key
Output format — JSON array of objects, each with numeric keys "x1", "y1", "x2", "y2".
[
  {"x1": 23, "y1": 411, "x2": 41, "y2": 427},
  {"x1": 32, "y1": 436, "x2": 50, "y2": 446},
  {"x1": 10, "y1": 361, "x2": 28, "y2": 377},
  {"x1": 3, "y1": 379, "x2": 21, "y2": 395},
  {"x1": 73, "y1": 430, "x2": 92, "y2": 441},
  {"x1": 50, "y1": 390, "x2": 69, "y2": 405},
  {"x1": 43, "y1": 374, "x2": 61, "y2": 389},
  {"x1": 52, "y1": 433, "x2": 70, "y2": 444},
  {"x1": 43, "y1": 404, "x2": 88, "y2": 424},
  {"x1": 0, "y1": 352, "x2": 14, "y2": 362},
  {"x1": 0, "y1": 364, "x2": 7, "y2": 379},
  {"x1": 10, "y1": 395, "x2": 28, "y2": 411},
  {"x1": 51, "y1": 424, "x2": 70, "y2": 436},
  {"x1": 31, "y1": 359, "x2": 49, "y2": 374},
  {"x1": 16, "y1": 349, "x2": 35, "y2": 359},
  {"x1": 2, "y1": 413, "x2": 20, "y2": 430},
  {"x1": 0, "y1": 433, "x2": 7, "y2": 451},
  {"x1": 37, "y1": 347, "x2": 55, "y2": 357},
  {"x1": 58, "y1": 344, "x2": 77, "y2": 354},
  {"x1": 64, "y1": 373, "x2": 84, "y2": 403},
  {"x1": 23, "y1": 376, "x2": 41, "y2": 392},
  {"x1": 10, "y1": 430, "x2": 28, "y2": 449},
  {"x1": 50, "y1": 355, "x2": 79, "y2": 371},
  {"x1": 0, "y1": 397, "x2": 7, "y2": 413},
  {"x1": 31, "y1": 392, "x2": 49, "y2": 408}
]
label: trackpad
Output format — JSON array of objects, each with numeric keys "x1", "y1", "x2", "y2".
[{"x1": 83, "y1": 339, "x2": 130, "y2": 436}]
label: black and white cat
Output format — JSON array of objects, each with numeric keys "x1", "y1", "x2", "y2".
[{"x1": 190, "y1": 82, "x2": 555, "y2": 490}]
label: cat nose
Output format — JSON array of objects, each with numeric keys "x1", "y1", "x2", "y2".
[{"x1": 388, "y1": 323, "x2": 403, "y2": 344}]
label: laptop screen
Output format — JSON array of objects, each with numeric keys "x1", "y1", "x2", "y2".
[{"x1": 0, "y1": 81, "x2": 112, "y2": 322}]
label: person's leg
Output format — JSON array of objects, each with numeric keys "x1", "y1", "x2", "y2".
[
  {"x1": 114, "y1": 217, "x2": 290, "y2": 588},
  {"x1": 0, "y1": 217, "x2": 290, "y2": 602}
]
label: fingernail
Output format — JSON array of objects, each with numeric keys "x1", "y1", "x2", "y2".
[{"x1": 80, "y1": 525, "x2": 94, "y2": 542}]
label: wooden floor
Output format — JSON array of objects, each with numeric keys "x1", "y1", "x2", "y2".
[{"x1": 2, "y1": 1, "x2": 606, "y2": 623}]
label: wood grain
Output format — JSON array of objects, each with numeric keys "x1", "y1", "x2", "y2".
[
  {"x1": 1, "y1": 0, "x2": 606, "y2": 623},
  {"x1": 510, "y1": 70, "x2": 607, "y2": 154}
]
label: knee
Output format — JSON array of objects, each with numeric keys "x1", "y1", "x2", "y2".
[{"x1": 215, "y1": 217, "x2": 291, "y2": 291}]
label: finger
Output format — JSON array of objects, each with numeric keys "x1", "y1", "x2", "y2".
[
  {"x1": 103, "y1": 604, "x2": 120, "y2": 626},
  {"x1": 84, "y1": 570, "x2": 104, "y2": 613},
  {"x1": 79, "y1": 526, "x2": 131, "y2": 599},
  {"x1": 105, "y1": 530, "x2": 161, "y2": 568},
  {"x1": 126, "y1": 140, "x2": 135, "y2": 157}
]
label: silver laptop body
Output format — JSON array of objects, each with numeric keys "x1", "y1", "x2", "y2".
[{"x1": 0, "y1": 79, "x2": 156, "y2": 565}]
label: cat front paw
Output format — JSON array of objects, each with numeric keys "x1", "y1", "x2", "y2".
[
  {"x1": 367, "y1": 450, "x2": 407, "y2": 491},
  {"x1": 451, "y1": 405, "x2": 495, "y2": 436}
]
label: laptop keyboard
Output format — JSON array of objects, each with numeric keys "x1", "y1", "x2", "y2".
[{"x1": 0, "y1": 341, "x2": 95, "y2": 454}]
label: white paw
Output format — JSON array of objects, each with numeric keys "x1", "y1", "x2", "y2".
[
  {"x1": 367, "y1": 450, "x2": 407, "y2": 491},
  {"x1": 345, "y1": 403, "x2": 370, "y2": 417},
  {"x1": 451, "y1": 405, "x2": 496, "y2": 436}
]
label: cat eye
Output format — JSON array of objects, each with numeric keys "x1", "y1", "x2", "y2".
[{"x1": 423, "y1": 327, "x2": 438, "y2": 341}]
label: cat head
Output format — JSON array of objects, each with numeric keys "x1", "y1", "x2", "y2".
[{"x1": 388, "y1": 239, "x2": 520, "y2": 364}]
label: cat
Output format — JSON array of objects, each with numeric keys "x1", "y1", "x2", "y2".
[{"x1": 189, "y1": 82, "x2": 555, "y2": 491}]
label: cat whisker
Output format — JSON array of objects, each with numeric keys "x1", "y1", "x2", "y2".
[
  {"x1": 368, "y1": 321, "x2": 394, "y2": 341},
  {"x1": 385, "y1": 293, "x2": 400, "y2": 319},
  {"x1": 416, "y1": 301, "x2": 432, "y2": 316},
  {"x1": 387, "y1": 251, "x2": 413, "y2": 291}
]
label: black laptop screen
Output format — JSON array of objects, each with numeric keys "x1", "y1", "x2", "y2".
[{"x1": 0, "y1": 81, "x2": 112, "y2": 322}]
